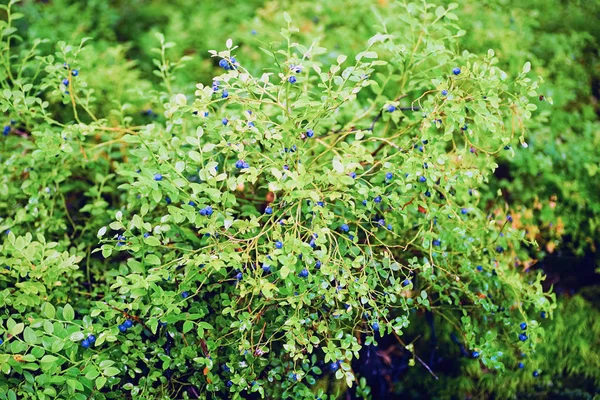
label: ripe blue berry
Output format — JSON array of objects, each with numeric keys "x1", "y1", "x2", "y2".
[
  {"x1": 71, "y1": 69, "x2": 79, "y2": 76},
  {"x1": 461, "y1": 208, "x2": 468, "y2": 215},
  {"x1": 315, "y1": 260, "x2": 321, "y2": 269},
  {"x1": 532, "y1": 370, "x2": 539, "y2": 377},
  {"x1": 461, "y1": 124, "x2": 468, "y2": 131},
  {"x1": 452, "y1": 67, "x2": 461, "y2": 75},
  {"x1": 182, "y1": 291, "x2": 190, "y2": 299},
  {"x1": 541, "y1": 311, "x2": 547, "y2": 319},
  {"x1": 123, "y1": 319, "x2": 133, "y2": 329},
  {"x1": 402, "y1": 279, "x2": 411, "y2": 287},
  {"x1": 385, "y1": 172, "x2": 393, "y2": 180},
  {"x1": 298, "y1": 268, "x2": 308, "y2": 278},
  {"x1": 288, "y1": 76, "x2": 297, "y2": 83},
  {"x1": 387, "y1": 224, "x2": 393, "y2": 230},
  {"x1": 236, "y1": 272, "x2": 243, "y2": 280},
  {"x1": 219, "y1": 59, "x2": 228, "y2": 69},
  {"x1": 118, "y1": 324, "x2": 127, "y2": 333},
  {"x1": 317, "y1": 201, "x2": 324, "y2": 207},
  {"x1": 340, "y1": 224, "x2": 349, "y2": 233},
  {"x1": 472, "y1": 351, "x2": 480, "y2": 358},
  {"x1": 419, "y1": 176, "x2": 427, "y2": 183},
  {"x1": 477, "y1": 265, "x2": 483, "y2": 271},
  {"x1": 81, "y1": 339, "x2": 90, "y2": 348},
  {"x1": 222, "y1": 118, "x2": 228, "y2": 125},
  {"x1": 275, "y1": 241, "x2": 283, "y2": 249},
  {"x1": 222, "y1": 90, "x2": 229, "y2": 98},
  {"x1": 306, "y1": 129, "x2": 314, "y2": 138},
  {"x1": 0, "y1": 339, "x2": 3, "y2": 345},
  {"x1": 374, "y1": 196, "x2": 382, "y2": 203},
  {"x1": 87, "y1": 335, "x2": 96, "y2": 343},
  {"x1": 520, "y1": 322, "x2": 527, "y2": 330},
  {"x1": 441, "y1": 89, "x2": 448, "y2": 96},
  {"x1": 154, "y1": 173, "x2": 163, "y2": 181},
  {"x1": 330, "y1": 361, "x2": 340, "y2": 372},
  {"x1": 265, "y1": 206, "x2": 273, "y2": 215},
  {"x1": 362, "y1": 199, "x2": 367, "y2": 206},
  {"x1": 507, "y1": 214, "x2": 513, "y2": 222},
  {"x1": 518, "y1": 362, "x2": 525, "y2": 369},
  {"x1": 372, "y1": 322, "x2": 379, "y2": 331},
  {"x1": 496, "y1": 246, "x2": 504, "y2": 253},
  {"x1": 230, "y1": 57, "x2": 236, "y2": 64},
  {"x1": 350, "y1": 172, "x2": 357, "y2": 179},
  {"x1": 262, "y1": 264, "x2": 271, "y2": 273},
  {"x1": 2, "y1": 125, "x2": 9, "y2": 136},
  {"x1": 62, "y1": 78, "x2": 69, "y2": 86},
  {"x1": 519, "y1": 333, "x2": 528, "y2": 342},
  {"x1": 387, "y1": 105, "x2": 396, "y2": 112},
  {"x1": 432, "y1": 239, "x2": 441, "y2": 247},
  {"x1": 425, "y1": 191, "x2": 431, "y2": 197}
]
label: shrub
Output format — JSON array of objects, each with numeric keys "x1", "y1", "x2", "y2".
[{"x1": 3, "y1": 0, "x2": 597, "y2": 399}]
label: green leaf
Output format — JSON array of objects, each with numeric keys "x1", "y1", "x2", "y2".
[
  {"x1": 95, "y1": 376, "x2": 107, "y2": 390},
  {"x1": 63, "y1": 304, "x2": 75, "y2": 321}
]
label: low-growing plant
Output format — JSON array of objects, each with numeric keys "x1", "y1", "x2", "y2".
[{"x1": 2, "y1": 1, "x2": 593, "y2": 399}]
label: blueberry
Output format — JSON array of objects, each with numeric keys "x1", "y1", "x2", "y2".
[
  {"x1": 235, "y1": 160, "x2": 244, "y2": 169},
  {"x1": 242, "y1": 161, "x2": 250, "y2": 169},
  {"x1": 532, "y1": 370, "x2": 539, "y2": 377},
  {"x1": 123, "y1": 319, "x2": 133, "y2": 329},
  {"x1": 387, "y1": 105, "x2": 396, "y2": 112},
  {"x1": 385, "y1": 172, "x2": 393, "y2": 180},
  {"x1": 507, "y1": 215, "x2": 513, "y2": 222},
  {"x1": 362, "y1": 199, "x2": 367, "y2": 206},
  {"x1": 182, "y1": 291, "x2": 190, "y2": 299},
  {"x1": 62, "y1": 78, "x2": 69, "y2": 86},
  {"x1": 298, "y1": 268, "x2": 309, "y2": 278},
  {"x1": 348, "y1": 234, "x2": 354, "y2": 240},
  {"x1": 477, "y1": 265, "x2": 483, "y2": 271},
  {"x1": 204, "y1": 206, "x2": 213, "y2": 216},
  {"x1": 452, "y1": 67, "x2": 461, "y2": 75},
  {"x1": 248, "y1": 121, "x2": 255, "y2": 128},
  {"x1": 317, "y1": 201, "x2": 324, "y2": 207},
  {"x1": 496, "y1": 246, "x2": 504, "y2": 253},
  {"x1": 118, "y1": 324, "x2": 127, "y2": 333},
  {"x1": 518, "y1": 362, "x2": 525, "y2": 369},
  {"x1": 472, "y1": 351, "x2": 480, "y2": 358},
  {"x1": 262, "y1": 264, "x2": 271, "y2": 273},
  {"x1": 340, "y1": 224, "x2": 350, "y2": 233},
  {"x1": 519, "y1": 333, "x2": 527, "y2": 342},
  {"x1": 81, "y1": 339, "x2": 90, "y2": 348},
  {"x1": 461, "y1": 124, "x2": 468, "y2": 131},
  {"x1": 374, "y1": 196, "x2": 382, "y2": 203},
  {"x1": 387, "y1": 224, "x2": 393, "y2": 230},
  {"x1": 419, "y1": 176, "x2": 427, "y2": 183},
  {"x1": 315, "y1": 260, "x2": 321, "y2": 269},
  {"x1": 275, "y1": 241, "x2": 283, "y2": 249},
  {"x1": 265, "y1": 206, "x2": 273, "y2": 215},
  {"x1": 470, "y1": 147, "x2": 476, "y2": 153},
  {"x1": 236, "y1": 272, "x2": 243, "y2": 280},
  {"x1": 541, "y1": 311, "x2": 547, "y2": 319},
  {"x1": 87, "y1": 335, "x2": 96, "y2": 343},
  {"x1": 372, "y1": 322, "x2": 379, "y2": 331},
  {"x1": 402, "y1": 279, "x2": 411, "y2": 287},
  {"x1": 288, "y1": 76, "x2": 297, "y2": 83},
  {"x1": 154, "y1": 173, "x2": 163, "y2": 181},
  {"x1": 199, "y1": 208, "x2": 207, "y2": 216},
  {"x1": 188, "y1": 201, "x2": 196, "y2": 207},
  {"x1": 222, "y1": 90, "x2": 229, "y2": 99},
  {"x1": 222, "y1": 118, "x2": 228, "y2": 125},
  {"x1": 306, "y1": 129, "x2": 314, "y2": 138},
  {"x1": 165, "y1": 197, "x2": 171, "y2": 204},
  {"x1": 425, "y1": 191, "x2": 431, "y2": 197},
  {"x1": 230, "y1": 57, "x2": 236, "y2": 64},
  {"x1": 0, "y1": 338, "x2": 3, "y2": 345},
  {"x1": 71, "y1": 69, "x2": 79, "y2": 76},
  {"x1": 3, "y1": 125, "x2": 10, "y2": 135},
  {"x1": 350, "y1": 172, "x2": 357, "y2": 179},
  {"x1": 330, "y1": 361, "x2": 340, "y2": 372},
  {"x1": 227, "y1": 380, "x2": 233, "y2": 387},
  {"x1": 219, "y1": 59, "x2": 228, "y2": 69},
  {"x1": 441, "y1": 89, "x2": 448, "y2": 96},
  {"x1": 432, "y1": 239, "x2": 441, "y2": 247},
  {"x1": 461, "y1": 208, "x2": 468, "y2": 215},
  {"x1": 520, "y1": 322, "x2": 527, "y2": 330}
]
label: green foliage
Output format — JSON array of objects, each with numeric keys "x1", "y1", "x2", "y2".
[{"x1": 0, "y1": 0, "x2": 597, "y2": 399}]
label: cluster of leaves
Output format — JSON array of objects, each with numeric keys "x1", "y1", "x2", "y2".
[{"x1": 0, "y1": 0, "x2": 597, "y2": 399}]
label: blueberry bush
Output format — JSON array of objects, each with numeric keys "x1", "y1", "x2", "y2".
[{"x1": 0, "y1": 0, "x2": 598, "y2": 399}]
